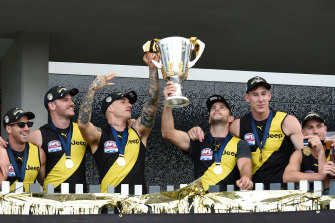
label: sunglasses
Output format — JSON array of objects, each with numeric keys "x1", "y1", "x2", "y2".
[{"x1": 9, "y1": 122, "x2": 33, "y2": 128}]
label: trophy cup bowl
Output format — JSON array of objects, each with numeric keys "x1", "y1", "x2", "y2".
[{"x1": 143, "y1": 36, "x2": 205, "y2": 108}]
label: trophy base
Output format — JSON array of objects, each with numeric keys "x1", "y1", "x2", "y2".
[{"x1": 164, "y1": 96, "x2": 190, "y2": 108}]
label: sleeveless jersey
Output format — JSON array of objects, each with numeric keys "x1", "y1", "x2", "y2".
[
  {"x1": 189, "y1": 135, "x2": 249, "y2": 191},
  {"x1": 301, "y1": 149, "x2": 330, "y2": 173},
  {"x1": 7, "y1": 143, "x2": 40, "y2": 192},
  {"x1": 240, "y1": 110, "x2": 294, "y2": 185},
  {"x1": 94, "y1": 126, "x2": 146, "y2": 194},
  {"x1": 40, "y1": 122, "x2": 87, "y2": 193}
]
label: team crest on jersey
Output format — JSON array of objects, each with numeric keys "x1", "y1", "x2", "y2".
[
  {"x1": 48, "y1": 140, "x2": 62, "y2": 152},
  {"x1": 244, "y1": 133, "x2": 255, "y2": 146},
  {"x1": 8, "y1": 164, "x2": 15, "y2": 177},
  {"x1": 104, "y1": 140, "x2": 118, "y2": 153},
  {"x1": 200, "y1": 148, "x2": 213, "y2": 160}
]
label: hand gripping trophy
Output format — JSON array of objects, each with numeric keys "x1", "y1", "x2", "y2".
[{"x1": 143, "y1": 37, "x2": 205, "y2": 108}]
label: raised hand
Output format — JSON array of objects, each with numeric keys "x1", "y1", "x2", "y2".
[
  {"x1": 143, "y1": 52, "x2": 160, "y2": 69},
  {"x1": 89, "y1": 73, "x2": 116, "y2": 92}
]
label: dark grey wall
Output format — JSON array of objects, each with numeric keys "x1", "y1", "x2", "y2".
[{"x1": 49, "y1": 73, "x2": 335, "y2": 190}]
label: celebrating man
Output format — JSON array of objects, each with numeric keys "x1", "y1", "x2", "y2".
[
  {"x1": 77, "y1": 52, "x2": 160, "y2": 194},
  {"x1": 162, "y1": 82, "x2": 253, "y2": 191},
  {"x1": 0, "y1": 107, "x2": 45, "y2": 192}
]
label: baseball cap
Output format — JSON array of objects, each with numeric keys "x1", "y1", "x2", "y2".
[
  {"x1": 302, "y1": 112, "x2": 326, "y2": 128},
  {"x1": 101, "y1": 91, "x2": 137, "y2": 115},
  {"x1": 246, "y1": 76, "x2": 271, "y2": 93},
  {"x1": 3, "y1": 107, "x2": 35, "y2": 128},
  {"x1": 206, "y1": 95, "x2": 232, "y2": 114},
  {"x1": 44, "y1": 86, "x2": 79, "y2": 109}
]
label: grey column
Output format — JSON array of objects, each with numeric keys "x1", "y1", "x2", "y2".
[{"x1": 1, "y1": 32, "x2": 49, "y2": 137}]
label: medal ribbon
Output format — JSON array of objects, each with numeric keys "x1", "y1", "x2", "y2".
[
  {"x1": 208, "y1": 133, "x2": 232, "y2": 164},
  {"x1": 49, "y1": 120, "x2": 73, "y2": 158},
  {"x1": 109, "y1": 126, "x2": 128, "y2": 156},
  {"x1": 251, "y1": 110, "x2": 273, "y2": 153},
  {"x1": 7, "y1": 141, "x2": 29, "y2": 182}
]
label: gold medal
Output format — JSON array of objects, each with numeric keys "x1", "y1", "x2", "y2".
[
  {"x1": 303, "y1": 146, "x2": 311, "y2": 156},
  {"x1": 259, "y1": 151, "x2": 263, "y2": 162}
]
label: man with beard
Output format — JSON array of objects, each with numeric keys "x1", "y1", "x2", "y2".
[
  {"x1": 0, "y1": 86, "x2": 88, "y2": 193},
  {"x1": 0, "y1": 107, "x2": 45, "y2": 192},
  {"x1": 161, "y1": 81, "x2": 253, "y2": 191}
]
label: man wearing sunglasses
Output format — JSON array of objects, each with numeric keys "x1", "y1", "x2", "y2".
[
  {"x1": 0, "y1": 107, "x2": 46, "y2": 192},
  {"x1": 0, "y1": 86, "x2": 88, "y2": 193}
]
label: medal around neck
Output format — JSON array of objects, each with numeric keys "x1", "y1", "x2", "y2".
[
  {"x1": 117, "y1": 156, "x2": 126, "y2": 166},
  {"x1": 259, "y1": 151, "x2": 263, "y2": 162},
  {"x1": 303, "y1": 146, "x2": 312, "y2": 156},
  {"x1": 214, "y1": 164, "x2": 223, "y2": 175},
  {"x1": 65, "y1": 159, "x2": 74, "y2": 169}
]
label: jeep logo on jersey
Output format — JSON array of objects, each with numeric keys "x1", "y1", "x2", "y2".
[
  {"x1": 200, "y1": 148, "x2": 213, "y2": 160},
  {"x1": 48, "y1": 140, "x2": 62, "y2": 153},
  {"x1": 71, "y1": 140, "x2": 87, "y2": 146},
  {"x1": 26, "y1": 165, "x2": 40, "y2": 172},
  {"x1": 104, "y1": 140, "x2": 118, "y2": 153},
  {"x1": 8, "y1": 164, "x2": 16, "y2": 177},
  {"x1": 244, "y1": 133, "x2": 255, "y2": 146},
  {"x1": 127, "y1": 139, "x2": 139, "y2": 144},
  {"x1": 267, "y1": 133, "x2": 283, "y2": 139}
]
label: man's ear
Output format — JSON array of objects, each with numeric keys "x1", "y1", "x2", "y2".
[
  {"x1": 228, "y1": 115, "x2": 234, "y2": 123},
  {"x1": 6, "y1": 125, "x2": 11, "y2": 134},
  {"x1": 48, "y1": 102, "x2": 56, "y2": 111},
  {"x1": 245, "y1": 94, "x2": 249, "y2": 103}
]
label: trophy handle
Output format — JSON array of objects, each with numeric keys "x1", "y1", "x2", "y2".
[
  {"x1": 152, "y1": 60, "x2": 162, "y2": 68},
  {"x1": 189, "y1": 38, "x2": 205, "y2": 68}
]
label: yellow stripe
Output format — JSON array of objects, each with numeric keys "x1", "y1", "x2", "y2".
[
  {"x1": 252, "y1": 111, "x2": 286, "y2": 173},
  {"x1": 201, "y1": 137, "x2": 240, "y2": 191},
  {"x1": 10, "y1": 143, "x2": 40, "y2": 192},
  {"x1": 43, "y1": 123, "x2": 87, "y2": 191},
  {"x1": 101, "y1": 128, "x2": 140, "y2": 193}
]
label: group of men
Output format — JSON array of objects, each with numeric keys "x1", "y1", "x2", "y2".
[{"x1": 0, "y1": 51, "x2": 335, "y2": 193}]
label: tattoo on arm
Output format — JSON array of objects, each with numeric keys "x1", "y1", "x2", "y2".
[
  {"x1": 140, "y1": 67, "x2": 160, "y2": 128},
  {"x1": 78, "y1": 85, "x2": 99, "y2": 125}
]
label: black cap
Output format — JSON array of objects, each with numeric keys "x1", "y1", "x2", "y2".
[
  {"x1": 3, "y1": 107, "x2": 35, "y2": 128},
  {"x1": 44, "y1": 86, "x2": 79, "y2": 109},
  {"x1": 206, "y1": 95, "x2": 232, "y2": 114},
  {"x1": 302, "y1": 112, "x2": 326, "y2": 128},
  {"x1": 246, "y1": 76, "x2": 271, "y2": 93},
  {"x1": 101, "y1": 91, "x2": 137, "y2": 115}
]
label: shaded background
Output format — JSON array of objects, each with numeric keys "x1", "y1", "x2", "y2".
[{"x1": 49, "y1": 73, "x2": 335, "y2": 190}]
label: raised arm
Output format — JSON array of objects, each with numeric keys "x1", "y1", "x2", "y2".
[
  {"x1": 161, "y1": 82, "x2": 190, "y2": 151},
  {"x1": 132, "y1": 53, "x2": 160, "y2": 146},
  {"x1": 78, "y1": 73, "x2": 115, "y2": 154}
]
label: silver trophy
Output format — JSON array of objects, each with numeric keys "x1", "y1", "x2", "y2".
[{"x1": 143, "y1": 36, "x2": 205, "y2": 108}]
